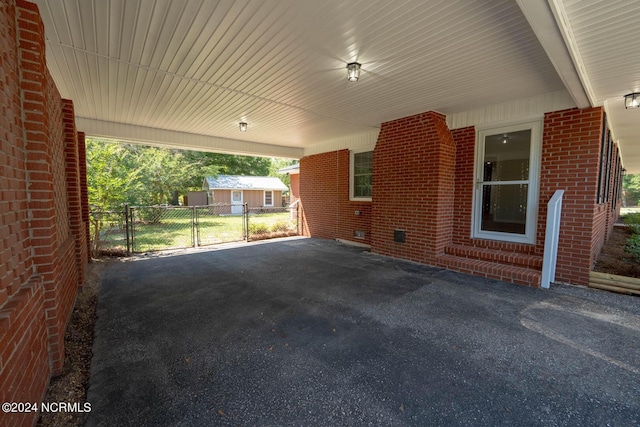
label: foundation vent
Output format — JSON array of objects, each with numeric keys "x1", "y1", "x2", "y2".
[{"x1": 394, "y1": 229, "x2": 406, "y2": 243}]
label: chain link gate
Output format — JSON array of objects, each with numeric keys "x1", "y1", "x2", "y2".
[
  {"x1": 195, "y1": 204, "x2": 247, "y2": 247},
  {"x1": 91, "y1": 203, "x2": 298, "y2": 255}
]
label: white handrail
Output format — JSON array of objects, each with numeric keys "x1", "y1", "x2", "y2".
[
  {"x1": 541, "y1": 190, "x2": 564, "y2": 288},
  {"x1": 288, "y1": 199, "x2": 300, "y2": 208}
]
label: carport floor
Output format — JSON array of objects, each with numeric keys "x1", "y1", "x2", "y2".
[{"x1": 85, "y1": 237, "x2": 640, "y2": 426}]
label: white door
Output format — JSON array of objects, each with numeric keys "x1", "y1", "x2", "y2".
[
  {"x1": 473, "y1": 120, "x2": 541, "y2": 244},
  {"x1": 231, "y1": 190, "x2": 243, "y2": 214}
]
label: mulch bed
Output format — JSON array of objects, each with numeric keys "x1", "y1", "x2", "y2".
[
  {"x1": 592, "y1": 225, "x2": 640, "y2": 278},
  {"x1": 36, "y1": 260, "x2": 105, "y2": 427}
]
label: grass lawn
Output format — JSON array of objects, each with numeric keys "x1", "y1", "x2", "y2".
[
  {"x1": 98, "y1": 208, "x2": 297, "y2": 253},
  {"x1": 621, "y1": 206, "x2": 640, "y2": 215}
]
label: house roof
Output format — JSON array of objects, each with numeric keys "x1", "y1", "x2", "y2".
[
  {"x1": 278, "y1": 164, "x2": 300, "y2": 175},
  {"x1": 204, "y1": 176, "x2": 288, "y2": 191},
  {"x1": 33, "y1": 0, "x2": 640, "y2": 171}
]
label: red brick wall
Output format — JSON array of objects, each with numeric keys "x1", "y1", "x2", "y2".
[
  {"x1": 299, "y1": 150, "x2": 372, "y2": 244},
  {"x1": 0, "y1": 3, "x2": 51, "y2": 426},
  {"x1": 449, "y1": 108, "x2": 612, "y2": 285},
  {"x1": 0, "y1": 278, "x2": 50, "y2": 427},
  {"x1": 0, "y1": 1, "x2": 89, "y2": 424},
  {"x1": 64, "y1": 101, "x2": 88, "y2": 287},
  {"x1": 289, "y1": 173, "x2": 300, "y2": 201},
  {"x1": 539, "y1": 107, "x2": 609, "y2": 285},
  {"x1": 451, "y1": 127, "x2": 476, "y2": 245},
  {"x1": 78, "y1": 132, "x2": 91, "y2": 258},
  {"x1": 371, "y1": 111, "x2": 455, "y2": 262},
  {"x1": 300, "y1": 152, "x2": 338, "y2": 239},
  {"x1": 448, "y1": 108, "x2": 609, "y2": 285},
  {"x1": 300, "y1": 107, "x2": 617, "y2": 287}
]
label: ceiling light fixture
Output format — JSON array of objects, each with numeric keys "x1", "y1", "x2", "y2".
[
  {"x1": 624, "y1": 92, "x2": 640, "y2": 109},
  {"x1": 346, "y1": 62, "x2": 361, "y2": 82},
  {"x1": 239, "y1": 121, "x2": 247, "y2": 132},
  {"x1": 501, "y1": 134, "x2": 509, "y2": 144}
]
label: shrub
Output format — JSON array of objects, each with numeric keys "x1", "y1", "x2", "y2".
[
  {"x1": 271, "y1": 221, "x2": 291, "y2": 232},
  {"x1": 249, "y1": 223, "x2": 270, "y2": 235},
  {"x1": 625, "y1": 234, "x2": 640, "y2": 262},
  {"x1": 622, "y1": 212, "x2": 640, "y2": 234}
]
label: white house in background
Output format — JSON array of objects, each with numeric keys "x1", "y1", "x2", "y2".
[{"x1": 203, "y1": 175, "x2": 288, "y2": 213}]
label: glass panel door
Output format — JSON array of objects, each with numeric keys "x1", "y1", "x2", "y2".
[
  {"x1": 474, "y1": 122, "x2": 541, "y2": 244},
  {"x1": 231, "y1": 190, "x2": 243, "y2": 214}
]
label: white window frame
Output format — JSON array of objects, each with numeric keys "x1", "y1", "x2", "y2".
[
  {"x1": 264, "y1": 190, "x2": 274, "y2": 207},
  {"x1": 472, "y1": 119, "x2": 542, "y2": 244},
  {"x1": 350, "y1": 146, "x2": 374, "y2": 202},
  {"x1": 231, "y1": 190, "x2": 243, "y2": 203}
]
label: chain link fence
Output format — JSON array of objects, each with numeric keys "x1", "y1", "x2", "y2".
[
  {"x1": 89, "y1": 210, "x2": 129, "y2": 256},
  {"x1": 90, "y1": 203, "x2": 298, "y2": 255}
]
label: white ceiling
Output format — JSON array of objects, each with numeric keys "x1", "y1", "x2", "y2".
[{"x1": 33, "y1": 0, "x2": 640, "y2": 170}]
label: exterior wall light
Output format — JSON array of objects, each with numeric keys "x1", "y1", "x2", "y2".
[
  {"x1": 346, "y1": 62, "x2": 361, "y2": 82},
  {"x1": 239, "y1": 121, "x2": 247, "y2": 131},
  {"x1": 624, "y1": 92, "x2": 640, "y2": 109}
]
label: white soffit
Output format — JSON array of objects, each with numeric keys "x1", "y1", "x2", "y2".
[
  {"x1": 559, "y1": 0, "x2": 640, "y2": 172},
  {"x1": 34, "y1": 0, "x2": 566, "y2": 157}
]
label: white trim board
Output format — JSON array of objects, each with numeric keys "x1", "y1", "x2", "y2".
[
  {"x1": 447, "y1": 91, "x2": 576, "y2": 130},
  {"x1": 77, "y1": 118, "x2": 303, "y2": 159}
]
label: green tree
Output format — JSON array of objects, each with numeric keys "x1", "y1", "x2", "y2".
[
  {"x1": 86, "y1": 139, "x2": 140, "y2": 209},
  {"x1": 86, "y1": 139, "x2": 293, "y2": 208},
  {"x1": 182, "y1": 151, "x2": 273, "y2": 186},
  {"x1": 269, "y1": 158, "x2": 298, "y2": 187},
  {"x1": 135, "y1": 147, "x2": 194, "y2": 205},
  {"x1": 623, "y1": 174, "x2": 640, "y2": 206}
]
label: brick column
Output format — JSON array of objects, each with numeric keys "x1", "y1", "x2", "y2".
[
  {"x1": 78, "y1": 132, "x2": 91, "y2": 260},
  {"x1": 371, "y1": 111, "x2": 456, "y2": 263},
  {"x1": 63, "y1": 99, "x2": 88, "y2": 286}
]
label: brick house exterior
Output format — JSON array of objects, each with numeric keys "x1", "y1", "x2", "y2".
[
  {"x1": 300, "y1": 108, "x2": 621, "y2": 287},
  {"x1": 0, "y1": 1, "x2": 626, "y2": 423},
  {"x1": 0, "y1": 1, "x2": 89, "y2": 425}
]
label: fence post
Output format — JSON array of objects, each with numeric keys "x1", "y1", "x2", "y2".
[
  {"x1": 130, "y1": 207, "x2": 136, "y2": 253},
  {"x1": 125, "y1": 205, "x2": 130, "y2": 255},
  {"x1": 245, "y1": 203, "x2": 249, "y2": 242},
  {"x1": 192, "y1": 206, "x2": 197, "y2": 248}
]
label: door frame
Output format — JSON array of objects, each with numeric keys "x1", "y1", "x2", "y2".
[
  {"x1": 231, "y1": 190, "x2": 243, "y2": 214},
  {"x1": 472, "y1": 119, "x2": 543, "y2": 244}
]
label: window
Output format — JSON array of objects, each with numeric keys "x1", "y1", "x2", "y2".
[
  {"x1": 597, "y1": 117, "x2": 608, "y2": 203},
  {"x1": 350, "y1": 149, "x2": 373, "y2": 201},
  {"x1": 264, "y1": 190, "x2": 273, "y2": 206},
  {"x1": 473, "y1": 120, "x2": 542, "y2": 244}
]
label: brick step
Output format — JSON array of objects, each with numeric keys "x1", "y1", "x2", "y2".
[
  {"x1": 436, "y1": 254, "x2": 542, "y2": 287},
  {"x1": 444, "y1": 244, "x2": 543, "y2": 269}
]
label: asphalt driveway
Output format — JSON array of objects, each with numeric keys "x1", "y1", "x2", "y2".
[{"x1": 85, "y1": 237, "x2": 640, "y2": 426}]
